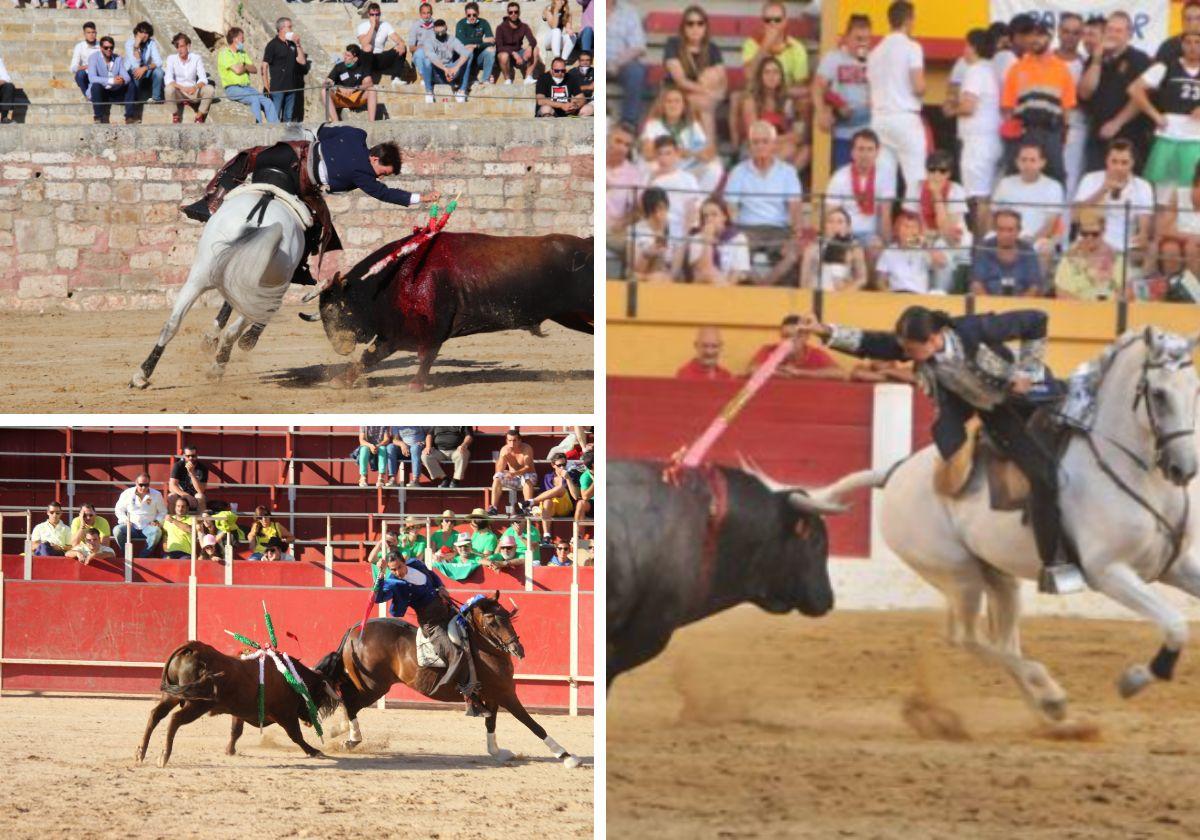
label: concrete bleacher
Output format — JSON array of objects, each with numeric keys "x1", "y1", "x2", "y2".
[{"x1": 0, "y1": 426, "x2": 593, "y2": 567}]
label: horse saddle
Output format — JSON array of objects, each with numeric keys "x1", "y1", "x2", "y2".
[{"x1": 415, "y1": 620, "x2": 467, "y2": 669}]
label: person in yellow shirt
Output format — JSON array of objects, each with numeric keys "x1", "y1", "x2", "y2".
[
  {"x1": 1053, "y1": 210, "x2": 1125, "y2": 300},
  {"x1": 247, "y1": 505, "x2": 295, "y2": 560},
  {"x1": 162, "y1": 496, "x2": 195, "y2": 559},
  {"x1": 741, "y1": 1, "x2": 809, "y2": 94},
  {"x1": 218, "y1": 26, "x2": 278, "y2": 124}
]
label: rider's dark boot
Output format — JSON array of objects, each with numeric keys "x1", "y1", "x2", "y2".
[{"x1": 291, "y1": 261, "x2": 317, "y2": 286}]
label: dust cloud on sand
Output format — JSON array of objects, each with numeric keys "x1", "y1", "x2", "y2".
[{"x1": 609, "y1": 608, "x2": 1200, "y2": 839}]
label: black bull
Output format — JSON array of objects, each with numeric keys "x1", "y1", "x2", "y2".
[
  {"x1": 312, "y1": 231, "x2": 594, "y2": 389},
  {"x1": 606, "y1": 460, "x2": 840, "y2": 685}
]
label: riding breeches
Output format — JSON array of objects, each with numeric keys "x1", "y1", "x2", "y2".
[{"x1": 419, "y1": 620, "x2": 478, "y2": 696}]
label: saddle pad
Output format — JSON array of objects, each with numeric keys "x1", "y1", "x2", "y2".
[{"x1": 226, "y1": 183, "x2": 313, "y2": 228}]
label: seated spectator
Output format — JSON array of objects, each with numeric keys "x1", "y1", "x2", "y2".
[
  {"x1": 607, "y1": 0, "x2": 648, "y2": 126},
  {"x1": 388, "y1": 425, "x2": 426, "y2": 486},
  {"x1": 628, "y1": 187, "x2": 680, "y2": 282},
  {"x1": 87, "y1": 36, "x2": 133, "y2": 125},
  {"x1": 325, "y1": 44, "x2": 377, "y2": 122},
  {"x1": 409, "y1": 2, "x2": 437, "y2": 84},
  {"x1": 536, "y1": 56, "x2": 589, "y2": 116},
  {"x1": 468, "y1": 508, "x2": 499, "y2": 556},
  {"x1": 676, "y1": 325, "x2": 733, "y2": 380},
  {"x1": 1144, "y1": 235, "x2": 1200, "y2": 301},
  {"x1": 648, "y1": 137, "x2": 700, "y2": 248},
  {"x1": 114, "y1": 474, "x2": 166, "y2": 557},
  {"x1": 502, "y1": 510, "x2": 541, "y2": 553},
  {"x1": 970, "y1": 208, "x2": 1045, "y2": 296},
  {"x1": 904, "y1": 149, "x2": 973, "y2": 291},
  {"x1": 456, "y1": 4, "x2": 495, "y2": 89},
  {"x1": 423, "y1": 18, "x2": 472, "y2": 104},
  {"x1": 724, "y1": 121, "x2": 804, "y2": 263},
  {"x1": 606, "y1": 123, "x2": 647, "y2": 275},
  {"x1": 1054, "y1": 210, "x2": 1124, "y2": 300},
  {"x1": 578, "y1": 0, "x2": 594, "y2": 56},
  {"x1": 547, "y1": 425, "x2": 592, "y2": 461},
  {"x1": 356, "y1": 425, "x2": 394, "y2": 487},
  {"x1": 529, "y1": 454, "x2": 575, "y2": 533},
  {"x1": 876, "y1": 210, "x2": 946, "y2": 293},
  {"x1": 573, "y1": 450, "x2": 594, "y2": 525},
  {"x1": 422, "y1": 426, "x2": 472, "y2": 488},
  {"x1": 848, "y1": 359, "x2": 917, "y2": 383},
  {"x1": 737, "y1": 56, "x2": 808, "y2": 171},
  {"x1": 743, "y1": 1, "x2": 810, "y2": 95},
  {"x1": 257, "y1": 536, "x2": 292, "y2": 563},
  {"x1": 70, "y1": 502, "x2": 111, "y2": 548},
  {"x1": 813, "y1": 14, "x2": 872, "y2": 170},
  {"x1": 358, "y1": 2, "x2": 409, "y2": 87},
  {"x1": 398, "y1": 516, "x2": 427, "y2": 560},
  {"x1": 168, "y1": 442, "x2": 209, "y2": 512},
  {"x1": 496, "y1": 1, "x2": 540, "y2": 84},
  {"x1": 488, "y1": 428, "x2": 537, "y2": 514},
  {"x1": 541, "y1": 0, "x2": 576, "y2": 62},
  {"x1": 641, "y1": 87, "x2": 723, "y2": 194},
  {"x1": 824, "y1": 128, "x2": 896, "y2": 249},
  {"x1": 164, "y1": 33, "x2": 213, "y2": 124},
  {"x1": 1074, "y1": 139, "x2": 1154, "y2": 257},
  {"x1": 549, "y1": 539, "x2": 574, "y2": 566},
  {"x1": 69, "y1": 20, "x2": 101, "y2": 101},
  {"x1": 162, "y1": 496, "x2": 195, "y2": 560},
  {"x1": 1155, "y1": 160, "x2": 1200, "y2": 271},
  {"x1": 663, "y1": 5, "x2": 727, "y2": 137},
  {"x1": 66, "y1": 528, "x2": 116, "y2": 566},
  {"x1": 568, "y1": 50, "x2": 594, "y2": 109},
  {"x1": 745, "y1": 314, "x2": 843, "y2": 379},
  {"x1": 430, "y1": 510, "x2": 459, "y2": 556},
  {"x1": 196, "y1": 512, "x2": 232, "y2": 551},
  {"x1": 32, "y1": 501, "x2": 71, "y2": 556},
  {"x1": 685, "y1": 197, "x2": 752, "y2": 285},
  {"x1": 800, "y1": 207, "x2": 868, "y2": 290},
  {"x1": 485, "y1": 534, "x2": 522, "y2": 570},
  {"x1": 198, "y1": 533, "x2": 223, "y2": 562},
  {"x1": 367, "y1": 530, "x2": 402, "y2": 569},
  {"x1": 125, "y1": 21, "x2": 165, "y2": 123},
  {"x1": 452, "y1": 532, "x2": 477, "y2": 565},
  {"x1": 247, "y1": 505, "x2": 295, "y2": 561},
  {"x1": 219, "y1": 28, "x2": 277, "y2": 124},
  {"x1": 989, "y1": 142, "x2": 1065, "y2": 258}
]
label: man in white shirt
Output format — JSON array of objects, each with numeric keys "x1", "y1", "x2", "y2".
[
  {"x1": 989, "y1": 142, "x2": 1065, "y2": 258},
  {"x1": 164, "y1": 33, "x2": 214, "y2": 123},
  {"x1": 648, "y1": 135, "x2": 700, "y2": 247},
  {"x1": 358, "y1": 2, "x2": 409, "y2": 87},
  {"x1": 866, "y1": 0, "x2": 926, "y2": 194},
  {"x1": 875, "y1": 209, "x2": 944, "y2": 293},
  {"x1": 724, "y1": 120, "x2": 804, "y2": 254},
  {"x1": 114, "y1": 473, "x2": 167, "y2": 557},
  {"x1": 824, "y1": 127, "x2": 896, "y2": 245},
  {"x1": 31, "y1": 502, "x2": 72, "y2": 556},
  {"x1": 1056, "y1": 13, "x2": 1088, "y2": 199},
  {"x1": 1074, "y1": 138, "x2": 1155, "y2": 255},
  {"x1": 0, "y1": 51, "x2": 12, "y2": 125},
  {"x1": 69, "y1": 20, "x2": 101, "y2": 100},
  {"x1": 954, "y1": 30, "x2": 1002, "y2": 202}
]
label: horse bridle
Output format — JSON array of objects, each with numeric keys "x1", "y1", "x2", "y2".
[
  {"x1": 448, "y1": 593, "x2": 523, "y2": 657},
  {"x1": 1132, "y1": 353, "x2": 1197, "y2": 464}
]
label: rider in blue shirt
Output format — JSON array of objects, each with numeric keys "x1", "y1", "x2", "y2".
[{"x1": 373, "y1": 553, "x2": 484, "y2": 715}]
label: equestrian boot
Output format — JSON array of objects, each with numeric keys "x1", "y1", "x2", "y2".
[{"x1": 290, "y1": 261, "x2": 317, "y2": 286}]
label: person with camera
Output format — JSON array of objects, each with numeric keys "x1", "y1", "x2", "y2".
[
  {"x1": 969, "y1": 208, "x2": 1045, "y2": 297},
  {"x1": 629, "y1": 187, "x2": 681, "y2": 283},
  {"x1": 684, "y1": 196, "x2": 751, "y2": 285},
  {"x1": 1073, "y1": 138, "x2": 1154, "y2": 258}
]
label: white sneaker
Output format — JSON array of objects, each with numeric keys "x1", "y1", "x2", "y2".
[
  {"x1": 523, "y1": 75, "x2": 536, "y2": 85},
  {"x1": 391, "y1": 77, "x2": 409, "y2": 87},
  {"x1": 425, "y1": 94, "x2": 435, "y2": 103},
  {"x1": 502, "y1": 79, "x2": 513, "y2": 85},
  {"x1": 455, "y1": 92, "x2": 466, "y2": 103}
]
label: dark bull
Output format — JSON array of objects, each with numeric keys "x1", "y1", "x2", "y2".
[{"x1": 606, "y1": 460, "x2": 846, "y2": 686}]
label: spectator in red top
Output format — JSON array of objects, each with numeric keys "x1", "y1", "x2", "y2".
[
  {"x1": 675, "y1": 326, "x2": 733, "y2": 380},
  {"x1": 745, "y1": 314, "x2": 843, "y2": 379}
]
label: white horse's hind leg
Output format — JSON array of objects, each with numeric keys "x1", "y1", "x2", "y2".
[
  {"x1": 131, "y1": 275, "x2": 209, "y2": 389},
  {"x1": 209, "y1": 313, "x2": 248, "y2": 381},
  {"x1": 980, "y1": 566, "x2": 1023, "y2": 656},
  {"x1": 1090, "y1": 561, "x2": 1189, "y2": 697},
  {"x1": 203, "y1": 301, "x2": 234, "y2": 350}
]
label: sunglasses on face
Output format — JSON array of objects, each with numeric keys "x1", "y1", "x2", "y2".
[
  {"x1": 467, "y1": 12, "x2": 477, "y2": 17},
  {"x1": 685, "y1": 19, "x2": 705, "y2": 27},
  {"x1": 763, "y1": 16, "x2": 783, "y2": 23},
  {"x1": 136, "y1": 483, "x2": 148, "y2": 488},
  {"x1": 927, "y1": 166, "x2": 950, "y2": 174},
  {"x1": 369, "y1": 11, "x2": 380, "y2": 16},
  {"x1": 1079, "y1": 230, "x2": 1102, "y2": 238},
  {"x1": 101, "y1": 45, "x2": 113, "y2": 51}
]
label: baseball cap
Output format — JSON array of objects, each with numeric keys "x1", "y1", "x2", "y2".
[
  {"x1": 498, "y1": 534, "x2": 517, "y2": 548},
  {"x1": 201, "y1": 534, "x2": 217, "y2": 548},
  {"x1": 455, "y1": 533, "x2": 472, "y2": 547}
]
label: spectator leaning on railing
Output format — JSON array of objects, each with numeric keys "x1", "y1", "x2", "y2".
[
  {"x1": 628, "y1": 186, "x2": 679, "y2": 282},
  {"x1": 1054, "y1": 208, "x2": 1124, "y2": 301},
  {"x1": 800, "y1": 207, "x2": 868, "y2": 291},
  {"x1": 675, "y1": 325, "x2": 732, "y2": 380},
  {"x1": 970, "y1": 208, "x2": 1044, "y2": 297},
  {"x1": 875, "y1": 209, "x2": 944, "y2": 294},
  {"x1": 684, "y1": 196, "x2": 751, "y2": 285}
]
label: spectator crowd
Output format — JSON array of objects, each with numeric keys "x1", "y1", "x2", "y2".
[{"x1": 607, "y1": 0, "x2": 1200, "y2": 303}]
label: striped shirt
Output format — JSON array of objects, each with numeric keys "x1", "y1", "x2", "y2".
[{"x1": 1001, "y1": 52, "x2": 1076, "y2": 127}]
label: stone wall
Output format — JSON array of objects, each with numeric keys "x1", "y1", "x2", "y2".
[{"x1": 0, "y1": 120, "x2": 594, "y2": 310}]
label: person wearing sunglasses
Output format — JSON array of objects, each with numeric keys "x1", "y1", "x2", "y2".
[
  {"x1": 32, "y1": 502, "x2": 72, "y2": 557},
  {"x1": 1054, "y1": 208, "x2": 1124, "y2": 300},
  {"x1": 496, "y1": 2, "x2": 540, "y2": 85},
  {"x1": 357, "y1": 2, "x2": 409, "y2": 88},
  {"x1": 70, "y1": 502, "x2": 113, "y2": 549},
  {"x1": 903, "y1": 149, "x2": 972, "y2": 292},
  {"x1": 742, "y1": 1, "x2": 809, "y2": 99},
  {"x1": 663, "y1": 5, "x2": 727, "y2": 138},
  {"x1": 85, "y1": 36, "x2": 133, "y2": 125},
  {"x1": 455, "y1": 2, "x2": 496, "y2": 90},
  {"x1": 114, "y1": 473, "x2": 167, "y2": 558}
]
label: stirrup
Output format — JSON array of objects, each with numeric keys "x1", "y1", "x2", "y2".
[{"x1": 1038, "y1": 563, "x2": 1085, "y2": 595}]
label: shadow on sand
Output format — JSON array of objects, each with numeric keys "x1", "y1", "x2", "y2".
[{"x1": 262, "y1": 355, "x2": 592, "y2": 390}]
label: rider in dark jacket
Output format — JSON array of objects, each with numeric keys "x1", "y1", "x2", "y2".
[{"x1": 804, "y1": 305, "x2": 1079, "y2": 594}]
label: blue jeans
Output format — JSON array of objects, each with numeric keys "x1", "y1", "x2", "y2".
[
  {"x1": 467, "y1": 47, "x2": 495, "y2": 87},
  {"x1": 74, "y1": 68, "x2": 90, "y2": 98},
  {"x1": 580, "y1": 27, "x2": 594, "y2": 54},
  {"x1": 114, "y1": 523, "x2": 161, "y2": 558},
  {"x1": 612, "y1": 60, "x2": 646, "y2": 127},
  {"x1": 413, "y1": 49, "x2": 431, "y2": 81},
  {"x1": 225, "y1": 85, "x2": 279, "y2": 123},
  {"x1": 271, "y1": 90, "x2": 298, "y2": 122},
  {"x1": 130, "y1": 66, "x2": 164, "y2": 102},
  {"x1": 35, "y1": 541, "x2": 65, "y2": 556},
  {"x1": 356, "y1": 445, "x2": 389, "y2": 477},
  {"x1": 89, "y1": 82, "x2": 137, "y2": 121},
  {"x1": 386, "y1": 441, "x2": 424, "y2": 479},
  {"x1": 422, "y1": 62, "x2": 469, "y2": 94}
]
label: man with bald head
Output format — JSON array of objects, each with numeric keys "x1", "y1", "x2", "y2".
[{"x1": 676, "y1": 326, "x2": 733, "y2": 381}]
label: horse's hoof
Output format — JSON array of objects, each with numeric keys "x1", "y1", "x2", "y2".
[
  {"x1": 205, "y1": 364, "x2": 226, "y2": 383},
  {"x1": 130, "y1": 374, "x2": 149, "y2": 390},
  {"x1": 201, "y1": 332, "x2": 218, "y2": 351},
  {"x1": 408, "y1": 380, "x2": 432, "y2": 392},
  {"x1": 563, "y1": 754, "x2": 583, "y2": 769},
  {"x1": 491, "y1": 748, "x2": 513, "y2": 764},
  {"x1": 134, "y1": 747, "x2": 144, "y2": 763},
  {"x1": 225, "y1": 747, "x2": 236, "y2": 756},
  {"x1": 1118, "y1": 664, "x2": 1155, "y2": 699},
  {"x1": 1039, "y1": 697, "x2": 1069, "y2": 722},
  {"x1": 238, "y1": 326, "x2": 264, "y2": 352},
  {"x1": 308, "y1": 750, "x2": 327, "y2": 759},
  {"x1": 342, "y1": 739, "x2": 361, "y2": 750},
  {"x1": 156, "y1": 752, "x2": 168, "y2": 769}
]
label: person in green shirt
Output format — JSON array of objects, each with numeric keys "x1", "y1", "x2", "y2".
[
  {"x1": 162, "y1": 496, "x2": 195, "y2": 559},
  {"x1": 501, "y1": 512, "x2": 540, "y2": 554},
  {"x1": 430, "y1": 509, "x2": 459, "y2": 557},
  {"x1": 485, "y1": 533, "x2": 522, "y2": 570},
  {"x1": 455, "y1": 2, "x2": 496, "y2": 90},
  {"x1": 70, "y1": 503, "x2": 112, "y2": 548},
  {"x1": 468, "y1": 507, "x2": 499, "y2": 557},
  {"x1": 574, "y1": 453, "x2": 594, "y2": 524},
  {"x1": 218, "y1": 26, "x2": 278, "y2": 124},
  {"x1": 398, "y1": 515, "x2": 428, "y2": 561}
]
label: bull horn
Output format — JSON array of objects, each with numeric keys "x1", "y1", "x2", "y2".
[
  {"x1": 788, "y1": 491, "x2": 848, "y2": 516},
  {"x1": 298, "y1": 311, "x2": 320, "y2": 322},
  {"x1": 299, "y1": 271, "x2": 343, "y2": 304}
]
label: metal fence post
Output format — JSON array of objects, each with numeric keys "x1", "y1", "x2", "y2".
[
  {"x1": 23, "y1": 510, "x2": 31, "y2": 580},
  {"x1": 324, "y1": 514, "x2": 334, "y2": 588}
]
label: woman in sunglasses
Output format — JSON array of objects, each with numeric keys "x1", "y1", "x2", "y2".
[
  {"x1": 903, "y1": 149, "x2": 973, "y2": 292},
  {"x1": 1053, "y1": 208, "x2": 1124, "y2": 300},
  {"x1": 663, "y1": 6, "x2": 727, "y2": 137}
]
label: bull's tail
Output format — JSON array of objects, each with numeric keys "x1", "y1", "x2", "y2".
[
  {"x1": 809, "y1": 469, "x2": 887, "y2": 507},
  {"x1": 161, "y1": 670, "x2": 224, "y2": 700},
  {"x1": 212, "y1": 222, "x2": 284, "y2": 289}
]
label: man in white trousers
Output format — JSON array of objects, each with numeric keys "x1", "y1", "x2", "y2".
[
  {"x1": 1057, "y1": 13, "x2": 1088, "y2": 200},
  {"x1": 866, "y1": 0, "x2": 926, "y2": 196}
]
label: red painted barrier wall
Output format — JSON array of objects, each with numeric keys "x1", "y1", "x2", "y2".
[{"x1": 609, "y1": 376, "x2": 884, "y2": 557}]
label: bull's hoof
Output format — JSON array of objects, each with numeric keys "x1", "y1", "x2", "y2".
[
  {"x1": 490, "y1": 748, "x2": 514, "y2": 764},
  {"x1": 307, "y1": 750, "x2": 327, "y2": 759},
  {"x1": 408, "y1": 380, "x2": 431, "y2": 392},
  {"x1": 331, "y1": 368, "x2": 364, "y2": 389},
  {"x1": 1118, "y1": 664, "x2": 1155, "y2": 699},
  {"x1": 205, "y1": 363, "x2": 226, "y2": 383},
  {"x1": 225, "y1": 746, "x2": 237, "y2": 756},
  {"x1": 563, "y1": 754, "x2": 583, "y2": 769},
  {"x1": 156, "y1": 751, "x2": 169, "y2": 768},
  {"x1": 130, "y1": 374, "x2": 150, "y2": 390}
]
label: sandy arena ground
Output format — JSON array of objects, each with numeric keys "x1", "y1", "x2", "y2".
[
  {"x1": 609, "y1": 608, "x2": 1200, "y2": 839},
  {"x1": 0, "y1": 306, "x2": 593, "y2": 413},
  {"x1": 0, "y1": 695, "x2": 592, "y2": 839}
]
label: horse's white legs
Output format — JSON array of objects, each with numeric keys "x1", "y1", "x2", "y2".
[
  {"x1": 343, "y1": 716, "x2": 362, "y2": 749},
  {"x1": 208, "y1": 313, "x2": 248, "y2": 381},
  {"x1": 980, "y1": 566, "x2": 1023, "y2": 656},
  {"x1": 1089, "y1": 561, "x2": 1189, "y2": 697},
  {"x1": 131, "y1": 275, "x2": 209, "y2": 389},
  {"x1": 203, "y1": 301, "x2": 234, "y2": 350}
]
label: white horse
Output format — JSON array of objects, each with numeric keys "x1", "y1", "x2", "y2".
[
  {"x1": 130, "y1": 183, "x2": 311, "y2": 388},
  {"x1": 823, "y1": 326, "x2": 1200, "y2": 720}
]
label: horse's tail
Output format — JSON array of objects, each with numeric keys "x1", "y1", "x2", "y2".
[
  {"x1": 212, "y1": 222, "x2": 284, "y2": 288},
  {"x1": 314, "y1": 624, "x2": 358, "y2": 688},
  {"x1": 809, "y1": 469, "x2": 888, "y2": 507}
]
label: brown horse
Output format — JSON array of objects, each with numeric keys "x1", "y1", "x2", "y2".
[
  {"x1": 314, "y1": 591, "x2": 583, "y2": 768},
  {"x1": 135, "y1": 640, "x2": 341, "y2": 767}
]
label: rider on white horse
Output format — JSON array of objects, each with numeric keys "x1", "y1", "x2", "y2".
[{"x1": 802, "y1": 305, "x2": 1079, "y2": 594}]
